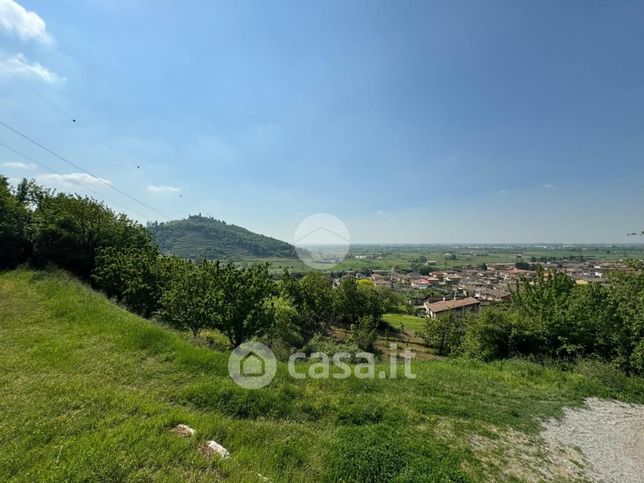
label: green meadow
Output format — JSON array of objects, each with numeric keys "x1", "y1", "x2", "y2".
[
  {"x1": 382, "y1": 313, "x2": 428, "y2": 335},
  {"x1": 1, "y1": 269, "x2": 643, "y2": 482}
]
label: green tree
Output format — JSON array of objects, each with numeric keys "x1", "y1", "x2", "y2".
[
  {"x1": 358, "y1": 283, "x2": 384, "y2": 322},
  {"x1": 351, "y1": 315, "x2": 379, "y2": 352},
  {"x1": 563, "y1": 283, "x2": 613, "y2": 359},
  {"x1": 93, "y1": 247, "x2": 183, "y2": 318},
  {"x1": 461, "y1": 308, "x2": 516, "y2": 360},
  {"x1": 159, "y1": 260, "x2": 218, "y2": 337},
  {"x1": 334, "y1": 277, "x2": 362, "y2": 325},
  {"x1": 606, "y1": 265, "x2": 644, "y2": 372},
  {"x1": 298, "y1": 272, "x2": 334, "y2": 337},
  {"x1": 376, "y1": 286, "x2": 403, "y2": 313},
  {"x1": 423, "y1": 313, "x2": 466, "y2": 356},
  {"x1": 214, "y1": 263, "x2": 275, "y2": 347},
  {"x1": 334, "y1": 277, "x2": 385, "y2": 328},
  {"x1": 31, "y1": 193, "x2": 151, "y2": 279},
  {"x1": 0, "y1": 176, "x2": 30, "y2": 268},
  {"x1": 511, "y1": 268, "x2": 575, "y2": 356},
  {"x1": 265, "y1": 296, "x2": 304, "y2": 357}
]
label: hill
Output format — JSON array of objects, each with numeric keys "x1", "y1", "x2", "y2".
[
  {"x1": 1, "y1": 269, "x2": 643, "y2": 481},
  {"x1": 147, "y1": 215, "x2": 297, "y2": 260}
]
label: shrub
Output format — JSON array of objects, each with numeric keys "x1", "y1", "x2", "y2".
[
  {"x1": 461, "y1": 308, "x2": 518, "y2": 361},
  {"x1": 31, "y1": 193, "x2": 151, "y2": 279},
  {"x1": 303, "y1": 334, "x2": 360, "y2": 358},
  {"x1": 0, "y1": 176, "x2": 30, "y2": 268},
  {"x1": 350, "y1": 316, "x2": 379, "y2": 352},
  {"x1": 422, "y1": 313, "x2": 466, "y2": 356},
  {"x1": 631, "y1": 339, "x2": 644, "y2": 375}
]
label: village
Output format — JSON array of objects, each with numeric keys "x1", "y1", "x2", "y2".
[{"x1": 334, "y1": 257, "x2": 621, "y2": 319}]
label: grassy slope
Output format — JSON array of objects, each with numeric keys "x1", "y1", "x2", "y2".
[
  {"x1": 1, "y1": 269, "x2": 643, "y2": 482},
  {"x1": 382, "y1": 314, "x2": 428, "y2": 335}
]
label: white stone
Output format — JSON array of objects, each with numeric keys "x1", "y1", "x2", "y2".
[
  {"x1": 205, "y1": 440, "x2": 230, "y2": 459},
  {"x1": 173, "y1": 424, "x2": 196, "y2": 437}
]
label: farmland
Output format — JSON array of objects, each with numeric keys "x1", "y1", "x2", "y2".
[{"x1": 234, "y1": 244, "x2": 644, "y2": 275}]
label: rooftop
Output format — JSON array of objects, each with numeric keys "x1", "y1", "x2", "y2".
[{"x1": 426, "y1": 297, "x2": 481, "y2": 314}]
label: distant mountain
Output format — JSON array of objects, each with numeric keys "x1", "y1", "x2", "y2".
[{"x1": 147, "y1": 215, "x2": 297, "y2": 260}]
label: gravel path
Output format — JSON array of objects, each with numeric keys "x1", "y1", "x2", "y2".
[{"x1": 541, "y1": 398, "x2": 644, "y2": 483}]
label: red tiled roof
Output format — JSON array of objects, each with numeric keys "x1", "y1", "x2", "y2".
[{"x1": 426, "y1": 297, "x2": 480, "y2": 314}]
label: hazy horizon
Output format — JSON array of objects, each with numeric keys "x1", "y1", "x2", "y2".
[{"x1": 1, "y1": 0, "x2": 643, "y2": 244}]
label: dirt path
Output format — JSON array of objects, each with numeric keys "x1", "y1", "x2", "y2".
[{"x1": 541, "y1": 398, "x2": 644, "y2": 482}]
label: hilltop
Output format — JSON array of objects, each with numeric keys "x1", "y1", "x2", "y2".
[
  {"x1": 147, "y1": 215, "x2": 297, "y2": 260},
  {"x1": 2, "y1": 268, "x2": 643, "y2": 481}
]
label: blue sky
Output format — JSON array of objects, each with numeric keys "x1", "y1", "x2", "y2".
[{"x1": 1, "y1": 0, "x2": 643, "y2": 243}]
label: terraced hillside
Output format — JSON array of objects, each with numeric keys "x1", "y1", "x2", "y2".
[{"x1": 148, "y1": 215, "x2": 297, "y2": 260}]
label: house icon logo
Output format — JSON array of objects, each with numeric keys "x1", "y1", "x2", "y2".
[
  {"x1": 228, "y1": 341, "x2": 277, "y2": 389},
  {"x1": 293, "y1": 213, "x2": 350, "y2": 270}
]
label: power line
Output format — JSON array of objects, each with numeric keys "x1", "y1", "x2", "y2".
[
  {"x1": 18, "y1": 80, "x2": 77, "y2": 124},
  {"x1": 0, "y1": 140, "x2": 153, "y2": 220},
  {"x1": 0, "y1": 119, "x2": 171, "y2": 220}
]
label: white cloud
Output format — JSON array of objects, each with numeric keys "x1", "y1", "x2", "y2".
[
  {"x1": 38, "y1": 173, "x2": 111, "y2": 189},
  {"x1": 2, "y1": 161, "x2": 35, "y2": 169},
  {"x1": 0, "y1": 53, "x2": 64, "y2": 83},
  {"x1": 0, "y1": 0, "x2": 53, "y2": 45},
  {"x1": 544, "y1": 183, "x2": 555, "y2": 189},
  {"x1": 498, "y1": 189, "x2": 508, "y2": 195},
  {"x1": 147, "y1": 185, "x2": 182, "y2": 193}
]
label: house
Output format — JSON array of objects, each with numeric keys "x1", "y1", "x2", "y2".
[
  {"x1": 373, "y1": 279, "x2": 392, "y2": 288},
  {"x1": 424, "y1": 297, "x2": 481, "y2": 318},
  {"x1": 477, "y1": 287, "x2": 512, "y2": 302},
  {"x1": 410, "y1": 276, "x2": 439, "y2": 289},
  {"x1": 410, "y1": 278, "x2": 428, "y2": 289},
  {"x1": 408, "y1": 296, "x2": 427, "y2": 307}
]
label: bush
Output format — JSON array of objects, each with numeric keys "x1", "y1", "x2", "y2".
[
  {"x1": 93, "y1": 247, "x2": 180, "y2": 318},
  {"x1": 629, "y1": 339, "x2": 644, "y2": 375},
  {"x1": 461, "y1": 308, "x2": 513, "y2": 361},
  {"x1": 262, "y1": 296, "x2": 305, "y2": 359},
  {"x1": 422, "y1": 313, "x2": 466, "y2": 356},
  {"x1": 350, "y1": 316, "x2": 379, "y2": 352},
  {"x1": 31, "y1": 193, "x2": 151, "y2": 279},
  {"x1": 303, "y1": 333, "x2": 360, "y2": 358},
  {"x1": 575, "y1": 359, "x2": 632, "y2": 394},
  {"x1": 0, "y1": 176, "x2": 30, "y2": 268}
]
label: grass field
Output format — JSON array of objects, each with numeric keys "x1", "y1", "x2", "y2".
[
  {"x1": 242, "y1": 244, "x2": 644, "y2": 275},
  {"x1": 1, "y1": 269, "x2": 643, "y2": 482},
  {"x1": 382, "y1": 313, "x2": 428, "y2": 335}
]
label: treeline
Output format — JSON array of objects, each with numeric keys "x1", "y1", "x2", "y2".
[
  {"x1": 1, "y1": 178, "x2": 150, "y2": 277},
  {"x1": 424, "y1": 267, "x2": 644, "y2": 375},
  {"x1": 0, "y1": 177, "x2": 389, "y2": 353}
]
